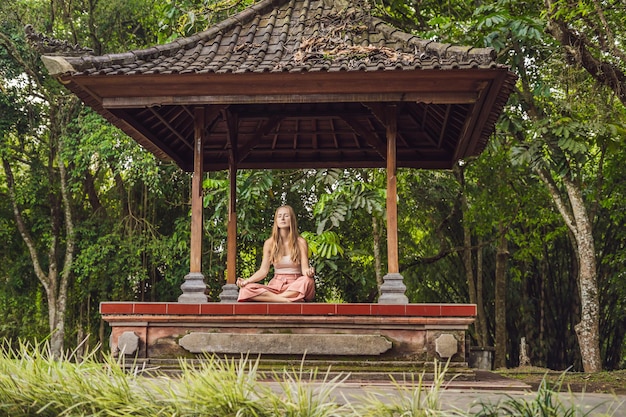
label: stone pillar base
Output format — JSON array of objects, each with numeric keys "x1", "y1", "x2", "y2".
[
  {"x1": 219, "y1": 283, "x2": 239, "y2": 303},
  {"x1": 178, "y1": 272, "x2": 208, "y2": 303},
  {"x1": 378, "y1": 272, "x2": 408, "y2": 304}
]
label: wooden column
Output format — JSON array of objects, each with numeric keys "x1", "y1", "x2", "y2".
[
  {"x1": 226, "y1": 123, "x2": 238, "y2": 287},
  {"x1": 190, "y1": 108, "x2": 204, "y2": 274},
  {"x1": 219, "y1": 108, "x2": 240, "y2": 302},
  {"x1": 179, "y1": 106, "x2": 208, "y2": 303},
  {"x1": 227, "y1": 162, "x2": 237, "y2": 285},
  {"x1": 386, "y1": 105, "x2": 399, "y2": 274},
  {"x1": 378, "y1": 104, "x2": 408, "y2": 304}
]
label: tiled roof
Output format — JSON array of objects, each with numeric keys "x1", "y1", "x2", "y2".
[
  {"x1": 55, "y1": 0, "x2": 502, "y2": 76},
  {"x1": 43, "y1": 0, "x2": 517, "y2": 172}
]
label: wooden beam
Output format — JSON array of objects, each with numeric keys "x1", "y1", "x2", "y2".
[
  {"x1": 108, "y1": 108, "x2": 189, "y2": 168},
  {"x1": 84, "y1": 70, "x2": 493, "y2": 103},
  {"x1": 148, "y1": 107, "x2": 194, "y2": 151},
  {"x1": 330, "y1": 118, "x2": 339, "y2": 148},
  {"x1": 204, "y1": 105, "x2": 226, "y2": 137},
  {"x1": 190, "y1": 106, "x2": 205, "y2": 273},
  {"x1": 198, "y1": 157, "x2": 454, "y2": 171},
  {"x1": 237, "y1": 115, "x2": 283, "y2": 163},
  {"x1": 437, "y1": 104, "x2": 452, "y2": 148},
  {"x1": 363, "y1": 102, "x2": 386, "y2": 126},
  {"x1": 404, "y1": 102, "x2": 440, "y2": 148},
  {"x1": 385, "y1": 105, "x2": 399, "y2": 274},
  {"x1": 101, "y1": 91, "x2": 479, "y2": 107},
  {"x1": 455, "y1": 76, "x2": 505, "y2": 159},
  {"x1": 234, "y1": 109, "x2": 373, "y2": 119},
  {"x1": 342, "y1": 116, "x2": 386, "y2": 159}
]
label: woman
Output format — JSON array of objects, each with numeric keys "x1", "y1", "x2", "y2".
[{"x1": 237, "y1": 205, "x2": 315, "y2": 302}]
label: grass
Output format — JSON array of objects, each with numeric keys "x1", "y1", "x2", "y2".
[
  {"x1": 498, "y1": 367, "x2": 626, "y2": 395},
  {"x1": 0, "y1": 339, "x2": 623, "y2": 417},
  {"x1": 472, "y1": 375, "x2": 615, "y2": 417},
  {"x1": 0, "y1": 339, "x2": 164, "y2": 416},
  {"x1": 346, "y1": 359, "x2": 460, "y2": 416}
]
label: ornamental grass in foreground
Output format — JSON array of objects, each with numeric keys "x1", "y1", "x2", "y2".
[{"x1": 0, "y1": 339, "x2": 620, "y2": 416}]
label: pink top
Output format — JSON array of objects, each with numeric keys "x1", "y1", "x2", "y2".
[{"x1": 273, "y1": 255, "x2": 301, "y2": 275}]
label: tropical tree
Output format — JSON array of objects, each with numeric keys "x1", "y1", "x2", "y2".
[
  {"x1": 374, "y1": 0, "x2": 626, "y2": 371},
  {"x1": 543, "y1": 0, "x2": 626, "y2": 107},
  {"x1": 542, "y1": 0, "x2": 626, "y2": 371},
  {"x1": 481, "y1": 0, "x2": 616, "y2": 372},
  {"x1": 0, "y1": 7, "x2": 81, "y2": 354},
  {"x1": 0, "y1": 0, "x2": 191, "y2": 354}
]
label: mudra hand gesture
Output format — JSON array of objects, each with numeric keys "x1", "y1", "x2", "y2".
[{"x1": 304, "y1": 266, "x2": 315, "y2": 278}]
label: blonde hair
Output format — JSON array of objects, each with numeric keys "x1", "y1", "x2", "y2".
[{"x1": 269, "y1": 205, "x2": 300, "y2": 265}]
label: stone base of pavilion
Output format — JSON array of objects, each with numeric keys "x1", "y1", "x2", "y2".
[{"x1": 101, "y1": 302, "x2": 477, "y2": 377}]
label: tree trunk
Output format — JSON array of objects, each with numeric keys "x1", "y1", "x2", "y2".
[
  {"x1": 476, "y1": 238, "x2": 488, "y2": 347},
  {"x1": 494, "y1": 224, "x2": 509, "y2": 369},
  {"x1": 564, "y1": 178, "x2": 602, "y2": 372},
  {"x1": 1, "y1": 122, "x2": 76, "y2": 358},
  {"x1": 83, "y1": 170, "x2": 104, "y2": 213},
  {"x1": 462, "y1": 218, "x2": 481, "y2": 339},
  {"x1": 48, "y1": 287, "x2": 66, "y2": 357},
  {"x1": 455, "y1": 163, "x2": 488, "y2": 346},
  {"x1": 372, "y1": 216, "x2": 384, "y2": 295},
  {"x1": 54, "y1": 136, "x2": 75, "y2": 356},
  {"x1": 3, "y1": 158, "x2": 63, "y2": 355},
  {"x1": 536, "y1": 167, "x2": 602, "y2": 372}
]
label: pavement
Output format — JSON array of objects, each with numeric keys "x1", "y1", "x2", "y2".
[
  {"x1": 263, "y1": 371, "x2": 626, "y2": 416},
  {"x1": 330, "y1": 381, "x2": 625, "y2": 415}
]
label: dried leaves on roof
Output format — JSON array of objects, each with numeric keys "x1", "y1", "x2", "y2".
[{"x1": 292, "y1": 9, "x2": 420, "y2": 68}]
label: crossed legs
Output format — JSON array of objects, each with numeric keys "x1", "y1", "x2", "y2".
[{"x1": 247, "y1": 290, "x2": 301, "y2": 302}]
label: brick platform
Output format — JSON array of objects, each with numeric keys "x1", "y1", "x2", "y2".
[{"x1": 101, "y1": 302, "x2": 476, "y2": 364}]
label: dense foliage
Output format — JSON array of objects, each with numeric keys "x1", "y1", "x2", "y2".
[
  {"x1": 1, "y1": 0, "x2": 625, "y2": 370},
  {"x1": 1, "y1": 341, "x2": 617, "y2": 417}
]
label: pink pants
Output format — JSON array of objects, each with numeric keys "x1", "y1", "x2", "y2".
[{"x1": 237, "y1": 274, "x2": 315, "y2": 302}]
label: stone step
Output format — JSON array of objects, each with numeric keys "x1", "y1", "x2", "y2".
[
  {"x1": 120, "y1": 357, "x2": 474, "y2": 381},
  {"x1": 118, "y1": 358, "x2": 530, "y2": 391}
]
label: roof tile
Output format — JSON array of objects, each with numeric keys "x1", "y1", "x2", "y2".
[{"x1": 52, "y1": 0, "x2": 507, "y2": 76}]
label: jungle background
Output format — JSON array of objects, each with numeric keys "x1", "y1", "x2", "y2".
[{"x1": 1, "y1": 0, "x2": 625, "y2": 373}]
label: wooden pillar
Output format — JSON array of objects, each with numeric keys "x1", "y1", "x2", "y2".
[
  {"x1": 219, "y1": 108, "x2": 240, "y2": 302},
  {"x1": 386, "y1": 105, "x2": 399, "y2": 274},
  {"x1": 227, "y1": 163, "x2": 237, "y2": 285},
  {"x1": 179, "y1": 106, "x2": 208, "y2": 303},
  {"x1": 190, "y1": 109, "x2": 204, "y2": 274},
  {"x1": 378, "y1": 104, "x2": 408, "y2": 304}
]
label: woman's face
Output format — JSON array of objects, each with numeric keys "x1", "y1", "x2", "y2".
[{"x1": 275, "y1": 207, "x2": 291, "y2": 229}]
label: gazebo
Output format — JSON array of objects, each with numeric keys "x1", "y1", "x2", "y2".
[{"x1": 40, "y1": 0, "x2": 516, "y2": 364}]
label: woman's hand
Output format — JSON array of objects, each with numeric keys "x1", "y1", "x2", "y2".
[
  {"x1": 236, "y1": 278, "x2": 248, "y2": 287},
  {"x1": 304, "y1": 266, "x2": 315, "y2": 278}
]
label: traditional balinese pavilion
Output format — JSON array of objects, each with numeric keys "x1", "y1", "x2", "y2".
[{"x1": 40, "y1": 0, "x2": 516, "y2": 367}]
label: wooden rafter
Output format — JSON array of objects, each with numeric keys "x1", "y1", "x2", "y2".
[
  {"x1": 342, "y1": 116, "x2": 386, "y2": 159},
  {"x1": 437, "y1": 105, "x2": 452, "y2": 149},
  {"x1": 108, "y1": 109, "x2": 189, "y2": 168},
  {"x1": 149, "y1": 107, "x2": 194, "y2": 151}
]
